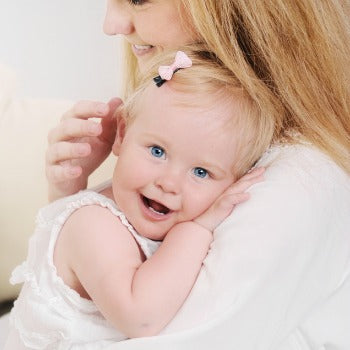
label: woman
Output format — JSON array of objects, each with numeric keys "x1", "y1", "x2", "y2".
[{"x1": 45, "y1": 1, "x2": 350, "y2": 349}]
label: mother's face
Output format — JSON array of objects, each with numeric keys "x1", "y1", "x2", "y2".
[{"x1": 103, "y1": 0, "x2": 196, "y2": 68}]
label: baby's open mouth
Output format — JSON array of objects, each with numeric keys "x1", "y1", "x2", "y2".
[{"x1": 142, "y1": 196, "x2": 170, "y2": 215}]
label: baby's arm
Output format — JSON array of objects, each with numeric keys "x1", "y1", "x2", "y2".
[
  {"x1": 126, "y1": 167, "x2": 265, "y2": 336},
  {"x1": 59, "y1": 168, "x2": 263, "y2": 338}
]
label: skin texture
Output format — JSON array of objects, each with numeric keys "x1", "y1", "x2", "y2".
[{"x1": 53, "y1": 83, "x2": 264, "y2": 337}]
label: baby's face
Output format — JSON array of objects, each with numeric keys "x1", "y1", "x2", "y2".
[{"x1": 112, "y1": 84, "x2": 241, "y2": 240}]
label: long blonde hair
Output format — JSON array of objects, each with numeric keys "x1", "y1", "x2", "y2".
[{"x1": 123, "y1": 0, "x2": 350, "y2": 173}]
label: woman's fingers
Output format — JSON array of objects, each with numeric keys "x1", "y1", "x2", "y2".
[
  {"x1": 46, "y1": 163, "x2": 83, "y2": 183},
  {"x1": 45, "y1": 98, "x2": 123, "y2": 201},
  {"x1": 99, "y1": 97, "x2": 123, "y2": 143},
  {"x1": 48, "y1": 99, "x2": 111, "y2": 143},
  {"x1": 48, "y1": 118, "x2": 102, "y2": 143},
  {"x1": 46, "y1": 141, "x2": 92, "y2": 165},
  {"x1": 61, "y1": 100, "x2": 109, "y2": 121}
]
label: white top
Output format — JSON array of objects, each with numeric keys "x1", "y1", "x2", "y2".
[
  {"x1": 104, "y1": 143, "x2": 350, "y2": 350},
  {"x1": 6, "y1": 191, "x2": 160, "y2": 350}
]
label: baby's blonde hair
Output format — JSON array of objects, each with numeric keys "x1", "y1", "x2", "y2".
[
  {"x1": 121, "y1": 47, "x2": 270, "y2": 178},
  {"x1": 122, "y1": 0, "x2": 350, "y2": 174}
]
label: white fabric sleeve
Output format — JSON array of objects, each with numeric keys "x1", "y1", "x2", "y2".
[{"x1": 105, "y1": 145, "x2": 350, "y2": 350}]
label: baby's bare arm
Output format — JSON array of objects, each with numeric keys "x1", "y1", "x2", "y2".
[
  {"x1": 58, "y1": 206, "x2": 211, "y2": 338},
  {"x1": 60, "y1": 169, "x2": 264, "y2": 338}
]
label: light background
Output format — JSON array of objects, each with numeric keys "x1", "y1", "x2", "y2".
[
  {"x1": 0, "y1": 0, "x2": 122, "y2": 100},
  {"x1": 0, "y1": 1, "x2": 121, "y2": 303}
]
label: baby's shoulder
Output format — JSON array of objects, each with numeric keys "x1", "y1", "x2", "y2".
[
  {"x1": 60, "y1": 194, "x2": 129, "y2": 242},
  {"x1": 56, "y1": 193, "x2": 141, "y2": 268}
]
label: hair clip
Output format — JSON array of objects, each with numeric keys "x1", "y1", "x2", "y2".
[{"x1": 153, "y1": 51, "x2": 192, "y2": 87}]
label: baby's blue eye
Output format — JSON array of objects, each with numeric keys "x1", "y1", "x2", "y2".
[
  {"x1": 193, "y1": 167, "x2": 208, "y2": 178},
  {"x1": 150, "y1": 146, "x2": 165, "y2": 158}
]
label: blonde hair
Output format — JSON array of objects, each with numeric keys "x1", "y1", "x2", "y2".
[
  {"x1": 123, "y1": 0, "x2": 350, "y2": 173},
  {"x1": 121, "y1": 47, "x2": 270, "y2": 178}
]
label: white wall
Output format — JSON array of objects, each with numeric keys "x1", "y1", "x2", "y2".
[{"x1": 0, "y1": 1, "x2": 122, "y2": 101}]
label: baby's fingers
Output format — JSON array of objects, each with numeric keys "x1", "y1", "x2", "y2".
[
  {"x1": 218, "y1": 192, "x2": 250, "y2": 209},
  {"x1": 229, "y1": 167, "x2": 265, "y2": 193},
  {"x1": 241, "y1": 166, "x2": 265, "y2": 181}
]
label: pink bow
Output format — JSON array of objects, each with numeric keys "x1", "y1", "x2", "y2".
[{"x1": 158, "y1": 51, "x2": 192, "y2": 81}]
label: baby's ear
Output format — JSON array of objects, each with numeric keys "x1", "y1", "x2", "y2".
[{"x1": 112, "y1": 114, "x2": 126, "y2": 156}]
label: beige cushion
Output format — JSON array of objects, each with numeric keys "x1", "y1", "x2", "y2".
[{"x1": 0, "y1": 63, "x2": 114, "y2": 302}]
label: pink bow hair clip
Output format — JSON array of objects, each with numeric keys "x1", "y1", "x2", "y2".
[{"x1": 153, "y1": 51, "x2": 192, "y2": 87}]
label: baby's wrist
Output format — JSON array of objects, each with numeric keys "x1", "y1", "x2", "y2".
[
  {"x1": 191, "y1": 219, "x2": 213, "y2": 237},
  {"x1": 193, "y1": 216, "x2": 215, "y2": 233},
  {"x1": 171, "y1": 221, "x2": 213, "y2": 242}
]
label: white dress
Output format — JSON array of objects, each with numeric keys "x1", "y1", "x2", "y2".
[{"x1": 5, "y1": 191, "x2": 161, "y2": 350}]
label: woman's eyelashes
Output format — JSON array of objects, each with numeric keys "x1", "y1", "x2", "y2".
[{"x1": 128, "y1": 0, "x2": 146, "y2": 6}]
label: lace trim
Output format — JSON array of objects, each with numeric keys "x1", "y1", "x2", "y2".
[{"x1": 10, "y1": 261, "x2": 40, "y2": 292}]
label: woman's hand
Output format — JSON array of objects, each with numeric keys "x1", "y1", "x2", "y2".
[
  {"x1": 46, "y1": 98, "x2": 123, "y2": 202},
  {"x1": 194, "y1": 167, "x2": 265, "y2": 232}
]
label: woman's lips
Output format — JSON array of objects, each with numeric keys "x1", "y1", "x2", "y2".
[{"x1": 131, "y1": 44, "x2": 155, "y2": 56}]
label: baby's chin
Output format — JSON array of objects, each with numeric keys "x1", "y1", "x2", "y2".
[{"x1": 135, "y1": 226, "x2": 167, "y2": 242}]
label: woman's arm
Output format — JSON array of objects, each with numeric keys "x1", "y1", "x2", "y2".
[{"x1": 46, "y1": 98, "x2": 122, "y2": 202}]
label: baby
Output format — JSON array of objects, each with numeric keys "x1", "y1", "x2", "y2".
[{"x1": 5, "y1": 49, "x2": 265, "y2": 349}]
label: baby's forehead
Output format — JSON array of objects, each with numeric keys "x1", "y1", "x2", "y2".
[{"x1": 139, "y1": 82, "x2": 242, "y2": 119}]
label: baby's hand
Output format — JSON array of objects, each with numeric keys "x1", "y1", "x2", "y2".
[
  {"x1": 194, "y1": 167, "x2": 265, "y2": 232},
  {"x1": 46, "y1": 98, "x2": 122, "y2": 201}
]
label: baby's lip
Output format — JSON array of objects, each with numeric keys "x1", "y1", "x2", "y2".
[{"x1": 141, "y1": 195, "x2": 172, "y2": 215}]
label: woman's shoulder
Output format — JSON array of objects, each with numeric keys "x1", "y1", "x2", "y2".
[
  {"x1": 227, "y1": 142, "x2": 350, "y2": 241},
  {"x1": 257, "y1": 142, "x2": 349, "y2": 190}
]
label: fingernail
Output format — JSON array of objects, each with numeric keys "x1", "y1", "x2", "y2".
[{"x1": 96, "y1": 103, "x2": 108, "y2": 115}]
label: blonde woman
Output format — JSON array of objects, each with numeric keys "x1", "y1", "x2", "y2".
[{"x1": 44, "y1": 1, "x2": 350, "y2": 349}]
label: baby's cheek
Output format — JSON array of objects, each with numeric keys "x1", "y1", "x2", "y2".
[{"x1": 185, "y1": 192, "x2": 216, "y2": 220}]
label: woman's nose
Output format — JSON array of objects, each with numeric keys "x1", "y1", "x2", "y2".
[{"x1": 103, "y1": 0, "x2": 134, "y2": 35}]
